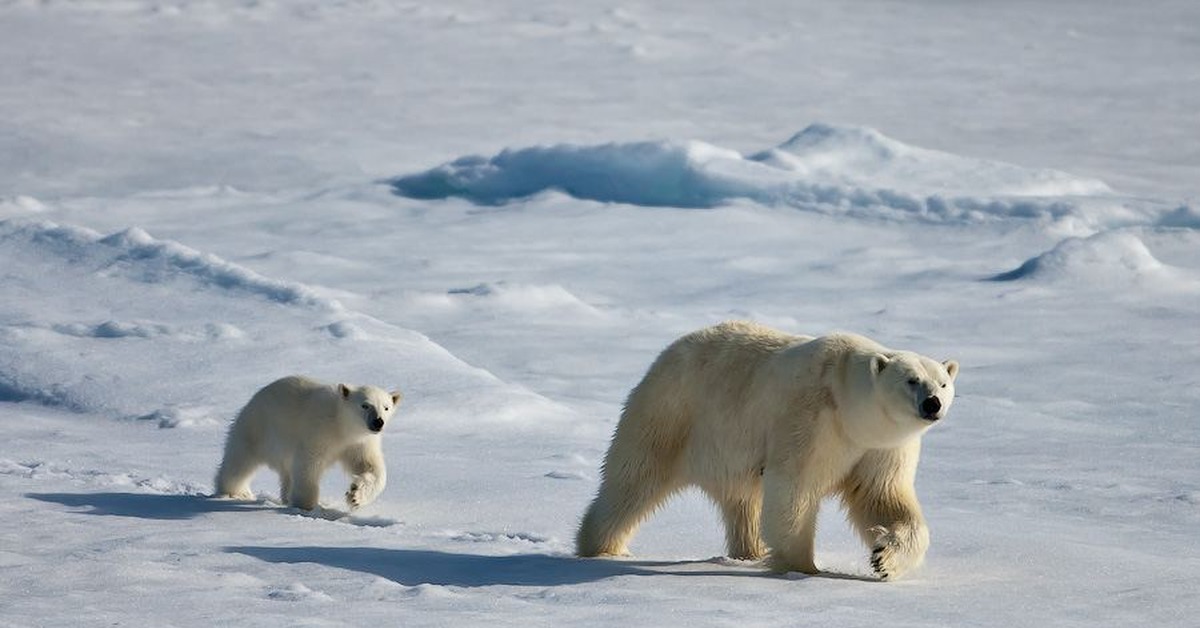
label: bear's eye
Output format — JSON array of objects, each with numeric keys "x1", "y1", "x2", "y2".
[
  {"x1": 361, "y1": 403, "x2": 370, "y2": 410},
  {"x1": 907, "y1": 378, "x2": 919, "y2": 386},
  {"x1": 940, "y1": 383, "x2": 947, "y2": 388}
]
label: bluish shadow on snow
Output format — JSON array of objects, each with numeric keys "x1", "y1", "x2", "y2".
[
  {"x1": 0, "y1": 373, "x2": 85, "y2": 411},
  {"x1": 231, "y1": 546, "x2": 659, "y2": 587},
  {"x1": 27, "y1": 492, "x2": 268, "y2": 520},
  {"x1": 390, "y1": 141, "x2": 737, "y2": 208},
  {"x1": 231, "y1": 546, "x2": 874, "y2": 586}
]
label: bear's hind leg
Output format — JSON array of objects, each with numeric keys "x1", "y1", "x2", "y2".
[
  {"x1": 715, "y1": 487, "x2": 767, "y2": 560},
  {"x1": 578, "y1": 377, "x2": 691, "y2": 558},
  {"x1": 577, "y1": 479, "x2": 679, "y2": 557},
  {"x1": 213, "y1": 437, "x2": 259, "y2": 501}
]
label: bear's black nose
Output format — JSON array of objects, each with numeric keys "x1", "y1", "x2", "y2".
[
  {"x1": 920, "y1": 396, "x2": 942, "y2": 418},
  {"x1": 369, "y1": 418, "x2": 385, "y2": 432}
]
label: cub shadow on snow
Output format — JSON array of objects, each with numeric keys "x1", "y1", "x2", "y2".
[
  {"x1": 28, "y1": 491, "x2": 397, "y2": 526},
  {"x1": 229, "y1": 546, "x2": 877, "y2": 587},
  {"x1": 27, "y1": 491, "x2": 270, "y2": 520}
]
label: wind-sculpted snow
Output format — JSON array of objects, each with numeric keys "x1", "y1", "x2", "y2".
[
  {"x1": 0, "y1": 218, "x2": 568, "y2": 428},
  {"x1": 391, "y1": 124, "x2": 1153, "y2": 227},
  {"x1": 99, "y1": 227, "x2": 334, "y2": 309},
  {"x1": 0, "y1": 220, "x2": 332, "y2": 309}
]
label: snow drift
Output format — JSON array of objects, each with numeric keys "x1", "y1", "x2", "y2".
[
  {"x1": 0, "y1": 218, "x2": 566, "y2": 429},
  {"x1": 391, "y1": 123, "x2": 1135, "y2": 225}
]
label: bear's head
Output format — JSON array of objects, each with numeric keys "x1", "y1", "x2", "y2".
[
  {"x1": 871, "y1": 351, "x2": 957, "y2": 434},
  {"x1": 843, "y1": 350, "x2": 958, "y2": 449},
  {"x1": 339, "y1": 383, "x2": 403, "y2": 434}
]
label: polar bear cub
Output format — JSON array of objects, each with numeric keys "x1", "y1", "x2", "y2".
[
  {"x1": 214, "y1": 375, "x2": 402, "y2": 511},
  {"x1": 576, "y1": 321, "x2": 958, "y2": 581}
]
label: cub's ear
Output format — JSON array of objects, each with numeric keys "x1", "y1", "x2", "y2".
[
  {"x1": 871, "y1": 354, "x2": 890, "y2": 376},
  {"x1": 339, "y1": 383, "x2": 351, "y2": 399},
  {"x1": 943, "y1": 360, "x2": 960, "y2": 381},
  {"x1": 391, "y1": 391, "x2": 403, "y2": 405}
]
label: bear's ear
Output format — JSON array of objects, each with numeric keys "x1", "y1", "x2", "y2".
[
  {"x1": 943, "y1": 360, "x2": 960, "y2": 381},
  {"x1": 871, "y1": 354, "x2": 890, "y2": 376},
  {"x1": 339, "y1": 383, "x2": 351, "y2": 399},
  {"x1": 391, "y1": 391, "x2": 403, "y2": 405}
]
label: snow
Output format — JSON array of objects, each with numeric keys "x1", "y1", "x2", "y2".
[
  {"x1": 3, "y1": 0, "x2": 1200, "y2": 626},
  {"x1": 391, "y1": 123, "x2": 1131, "y2": 224}
]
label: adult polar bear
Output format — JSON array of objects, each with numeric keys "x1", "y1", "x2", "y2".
[{"x1": 576, "y1": 321, "x2": 958, "y2": 581}]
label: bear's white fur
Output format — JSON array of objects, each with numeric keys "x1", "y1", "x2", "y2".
[
  {"x1": 576, "y1": 321, "x2": 958, "y2": 581},
  {"x1": 214, "y1": 375, "x2": 402, "y2": 511}
]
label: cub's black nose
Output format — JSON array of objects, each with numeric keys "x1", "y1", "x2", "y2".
[
  {"x1": 920, "y1": 396, "x2": 942, "y2": 418},
  {"x1": 370, "y1": 418, "x2": 385, "y2": 432}
]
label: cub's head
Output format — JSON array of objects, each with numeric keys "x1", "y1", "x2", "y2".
[
  {"x1": 339, "y1": 383, "x2": 403, "y2": 433},
  {"x1": 872, "y1": 352, "x2": 959, "y2": 427}
]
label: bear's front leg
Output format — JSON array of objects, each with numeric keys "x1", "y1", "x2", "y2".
[
  {"x1": 840, "y1": 443, "x2": 929, "y2": 581},
  {"x1": 868, "y1": 523, "x2": 929, "y2": 581},
  {"x1": 761, "y1": 469, "x2": 820, "y2": 574},
  {"x1": 341, "y1": 440, "x2": 387, "y2": 510}
]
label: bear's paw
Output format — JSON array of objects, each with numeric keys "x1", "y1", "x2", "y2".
[{"x1": 869, "y1": 525, "x2": 925, "y2": 581}]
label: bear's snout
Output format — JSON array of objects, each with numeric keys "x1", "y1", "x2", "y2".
[
  {"x1": 369, "y1": 417, "x2": 385, "y2": 432},
  {"x1": 920, "y1": 396, "x2": 942, "y2": 420}
]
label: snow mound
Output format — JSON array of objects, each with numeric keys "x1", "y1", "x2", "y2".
[
  {"x1": 0, "y1": 218, "x2": 569, "y2": 430},
  {"x1": 391, "y1": 123, "x2": 1132, "y2": 225},
  {"x1": 447, "y1": 282, "x2": 605, "y2": 317},
  {"x1": 990, "y1": 230, "x2": 1194, "y2": 288},
  {"x1": 751, "y1": 123, "x2": 1113, "y2": 197}
]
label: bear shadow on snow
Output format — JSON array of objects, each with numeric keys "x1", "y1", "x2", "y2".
[
  {"x1": 231, "y1": 546, "x2": 648, "y2": 587},
  {"x1": 230, "y1": 546, "x2": 877, "y2": 587},
  {"x1": 26, "y1": 491, "x2": 386, "y2": 524},
  {"x1": 28, "y1": 491, "x2": 274, "y2": 521}
]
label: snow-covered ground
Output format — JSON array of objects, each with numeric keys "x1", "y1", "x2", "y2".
[{"x1": 2, "y1": 1, "x2": 1198, "y2": 626}]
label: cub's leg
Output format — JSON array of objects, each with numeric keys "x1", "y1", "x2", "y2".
[
  {"x1": 286, "y1": 451, "x2": 325, "y2": 511},
  {"x1": 277, "y1": 466, "x2": 292, "y2": 506}
]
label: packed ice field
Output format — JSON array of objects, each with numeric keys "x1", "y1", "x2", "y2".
[{"x1": 1, "y1": 1, "x2": 1198, "y2": 626}]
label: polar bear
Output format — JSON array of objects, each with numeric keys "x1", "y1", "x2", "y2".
[
  {"x1": 576, "y1": 321, "x2": 958, "y2": 581},
  {"x1": 214, "y1": 375, "x2": 402, "y2": 511}
]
